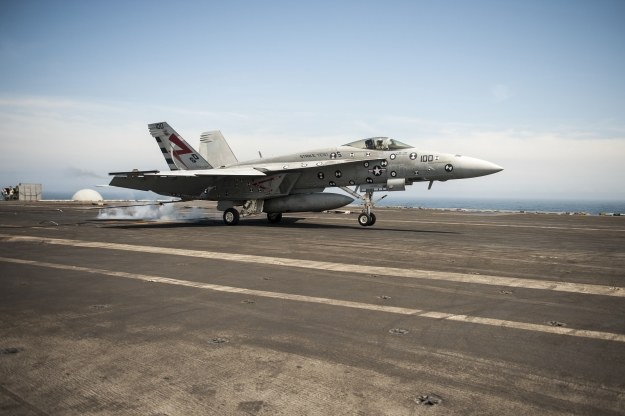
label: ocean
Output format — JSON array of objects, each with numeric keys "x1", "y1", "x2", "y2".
[
  {"x1": 376, "y1": 196, "x2": 625, "y2": 215},
  {"x1": 39, "y1": 190, "x2": 625, "y2": 216}
]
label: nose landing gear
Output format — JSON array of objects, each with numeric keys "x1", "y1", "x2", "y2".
[
  {"x1": 340, "y1": 186, "x2": 384, "y2": 227},
  {"x1": 358, "y1": 212, "x2": 376, "y2": 226}
]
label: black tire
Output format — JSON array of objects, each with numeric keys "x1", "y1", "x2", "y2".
[
  {"x1": 358, "y1": 213, "x2": 370, "y2": 227},
  {"x1": 368, "y1": 212, "x2": 377, "y2": 226},
  {"x1": 267, "y1": 212, "x2": 283, "y2": 224},
  {"x1": 223, "y1": 208, "x2": 240, "y2": 225}
]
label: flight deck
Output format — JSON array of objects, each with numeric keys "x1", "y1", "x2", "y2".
[{"x1": 1, "y1": 201, "x2": 624, "y2": 415}]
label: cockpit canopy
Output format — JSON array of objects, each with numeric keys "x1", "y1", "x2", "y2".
[{"x1": 344, "y1": 137, "x2": 413, "y2": 151}]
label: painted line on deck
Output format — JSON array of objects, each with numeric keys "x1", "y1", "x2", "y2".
[
  {"x1": 1, "y1": 256, "x2": 624, "y2": 343},
  {"x1": 399, "y1": 219, "x2": 625, "y2": 233},
  {"x1": 1, "y1": 234, "x2": 623, "y2": 298}
]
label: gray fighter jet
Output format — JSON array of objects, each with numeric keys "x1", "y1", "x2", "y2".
[{"x1": 109, "y1": 122, "x2": 503, "y2": 226}]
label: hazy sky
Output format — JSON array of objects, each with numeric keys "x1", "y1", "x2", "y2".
[{"x1": 1, "y1": 0, "x2": 624, "y2": 200}]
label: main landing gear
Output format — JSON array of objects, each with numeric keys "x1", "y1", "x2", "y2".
[
  {"x1": 222, "y1": 200, "x2": 260, "y2": 225},
  {"x1": 223, "y1": 208, "x2": 240, "y2": 225},
  {"x1": 222, "y1": 207, "x2": 283, "y2": 225}
]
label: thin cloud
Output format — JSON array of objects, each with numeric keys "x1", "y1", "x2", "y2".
[
  {"x1": 490, "y1": 84, "x2": 514, "y2": 102},
  {"x1": 66, "y1": 167, "x2": 104, "y2": 179}
]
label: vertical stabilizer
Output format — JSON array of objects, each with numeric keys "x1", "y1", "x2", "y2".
[
  {"x1": 148, "y1": 122, "x2": 212, "y2": 170},
  {"x1": 199, "y1": 131, "x2": 239, "y2": 167}
]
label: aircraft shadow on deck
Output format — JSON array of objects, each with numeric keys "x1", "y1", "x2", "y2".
[{"x1": 93, "y1": 217, "x2": 459, "y2": 234}]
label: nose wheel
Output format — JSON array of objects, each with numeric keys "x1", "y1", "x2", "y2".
[{"x1": 358, "y1": 212, "x2": 377, "y2": 226}]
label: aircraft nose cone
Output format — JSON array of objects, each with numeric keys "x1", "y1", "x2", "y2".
[{"x1": 453, "y1": 156, "x2": 503, "y2": 178}]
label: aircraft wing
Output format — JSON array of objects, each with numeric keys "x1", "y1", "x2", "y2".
[
  {"x1": 108, "y1": 167, "x2": 267, "y2": 198},
  {"x1": 109, "y1": 167, "x2": 265, "y2": 177},
  {"x1": 109, "y1": 156, "x2": 388, "y2": 199},
  {"x1": 246, "y1": 157, "x2": 387, "y2": 173},
  {"x1": 109, "y1": 157, "x2": 385, "y2": 179}
]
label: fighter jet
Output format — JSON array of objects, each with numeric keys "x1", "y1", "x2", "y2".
[{"x1": 109, "y1": 122, "x2": 503, "y2": 226}]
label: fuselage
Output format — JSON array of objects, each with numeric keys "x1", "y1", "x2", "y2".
[{"x1": 229, "y1": 139, "x2": 502, "y2": 193}]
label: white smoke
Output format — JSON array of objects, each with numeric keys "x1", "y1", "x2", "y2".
[{"x1": 97, "y1": 203, "x2": 208, "y2": 221}]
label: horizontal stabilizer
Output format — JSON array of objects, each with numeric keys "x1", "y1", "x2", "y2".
[{"x1": 109, "y1": 170, "x2": 160, "y2": 176}]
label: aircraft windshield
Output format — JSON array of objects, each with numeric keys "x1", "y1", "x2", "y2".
[{"x1": 344, "y1": 137, "x2": 413, "y2": 151}]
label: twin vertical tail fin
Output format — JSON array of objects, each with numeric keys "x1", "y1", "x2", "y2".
[
  {"x1": 148, "y1": 122, "x2": 212, "y2": 170},
  {"x1": 199, "y1": 131, "x2": 238, "y2": 167}
]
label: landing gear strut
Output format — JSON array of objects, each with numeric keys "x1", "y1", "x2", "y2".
[{"x1": 358, "y1": 189, "x2": 377, "y2": 227}]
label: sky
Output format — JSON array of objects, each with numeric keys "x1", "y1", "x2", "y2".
[{"x1": 1, "y1": 0, "x2": 624, "y2": 201}]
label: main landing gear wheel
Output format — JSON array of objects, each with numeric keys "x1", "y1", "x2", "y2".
[
  {"x1": 267, "y1": 212, "x2": 283, "y2": 224},
  {"x1": 223, "y1": 208, "x2": 240, "y2": 225},
  {"x1": 358, "y1": 212, "x2": 376, "y2": 226}
]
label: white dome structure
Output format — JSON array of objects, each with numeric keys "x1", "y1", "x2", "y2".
[{"x1": 72, "y1": 189, "x2": 103, "y2": 202}]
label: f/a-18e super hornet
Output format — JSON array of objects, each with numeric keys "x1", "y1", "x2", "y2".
[{"x1": 109, "y1": 122, "x2": 503, "y2": 226}]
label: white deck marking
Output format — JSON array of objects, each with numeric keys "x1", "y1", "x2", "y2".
[
  {"x1": 1, "y1": 256, "x2": 624, "y2": 343},
  {"x1": 397, "y1": 220, "x2": 625, "y2": 232},
  {"x1": 1, "y1": 234, "x2": 623, "y2": 297}
]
